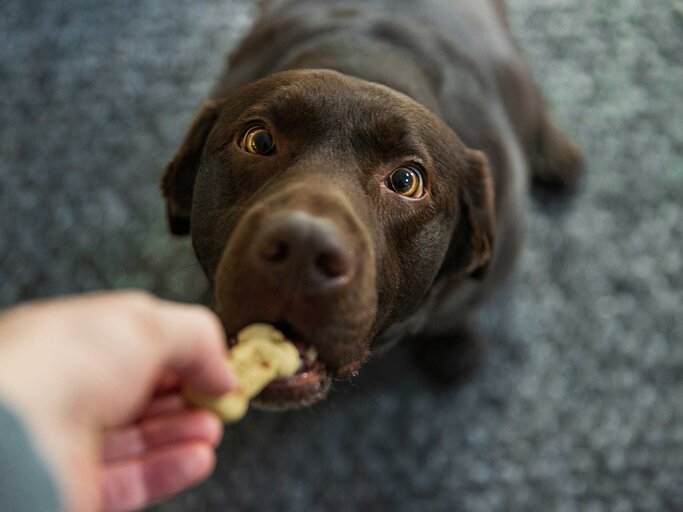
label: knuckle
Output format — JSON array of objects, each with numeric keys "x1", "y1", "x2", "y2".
[
  {"x1": 131, "y1": 309, "x2": 164, "y2": 344},
  {"x1": 194, "y1": 307, "x2": 226, "y2": 345},
  {"x1": 116, "y1": 290, "x2": 157, "y2": 310},
  {"x1": 110, "y1": 292, "x2": 163, "y2": 342}
]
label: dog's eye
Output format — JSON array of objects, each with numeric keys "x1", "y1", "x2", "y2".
[
  {"x1": 240, "y1": 126, "x2": 275, "y2": 155},
  {"x1": 387, "y1": 165, "x2": 424, "y2": 198}
]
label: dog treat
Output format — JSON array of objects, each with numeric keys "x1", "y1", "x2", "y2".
[{"x1": 183, "y1": 323, "x2": 300, "y2": 423}]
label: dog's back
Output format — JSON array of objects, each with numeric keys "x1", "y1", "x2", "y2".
[{"x1": 219, "y1": 0, "x2": 522, "y2": 114}]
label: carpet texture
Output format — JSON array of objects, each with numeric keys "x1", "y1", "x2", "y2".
[{"x1": 1, "y1": 1, "x2": 681, "y2": 511}]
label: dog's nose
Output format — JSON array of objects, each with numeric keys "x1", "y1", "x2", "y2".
[{"x1": 253, "y1": 212, "x2": 353, "y2": 290}]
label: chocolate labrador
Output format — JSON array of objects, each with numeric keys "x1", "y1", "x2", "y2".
[{"x1": 161, "y1": 0, "x2": 583, "y2": 407}]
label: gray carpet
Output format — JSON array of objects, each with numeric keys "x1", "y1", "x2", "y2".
[{"x1": 1, "y1": 1, "x2": 682, "y2": 511}]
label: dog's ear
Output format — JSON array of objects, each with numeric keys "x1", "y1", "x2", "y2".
[
  {"x1": 441, "y1": 149, "x2": 496, "y2": 279},
  {"x1": 161, "y1": 100, "x2": 224, "y2": 235}
]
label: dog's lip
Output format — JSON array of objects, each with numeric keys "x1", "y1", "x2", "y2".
[
  {"x1": 254, "y1": 359, "x2": 330, "y2": 407},
  {"x1": 226, "y1": 323, "x2": 331, "y2": 406}
]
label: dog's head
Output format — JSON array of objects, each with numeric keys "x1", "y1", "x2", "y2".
[{"x1": 162, "y1": 69, "x2": 494, "y2": 407}]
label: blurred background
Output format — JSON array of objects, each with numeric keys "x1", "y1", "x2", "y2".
[{"x1": 1, "y1": 1, "x2": 681, "y2": 510}]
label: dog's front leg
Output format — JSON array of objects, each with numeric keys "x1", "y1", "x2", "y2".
[{"x1": 412, "y1": 319, "x2": 485, "y2": 387}]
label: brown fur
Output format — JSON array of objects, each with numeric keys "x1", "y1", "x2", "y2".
[{"x1": 162, "y1": 0, "x2": 582, "y2": 401}]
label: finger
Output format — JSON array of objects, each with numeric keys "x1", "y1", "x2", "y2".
[
  {"x1": 102, "y1": 410, "x2": 223, "y2": 463},
  {"x1": 138, "y1": 393, "x2": 187, "y2": 420},
  {"x1": 101, "y1": 443, "x2": 215, "y2": 512},
  {"x1": 151, "y1": 302, "x2": 236, "y2": 394},
  {"x1": 154, "y1": 372, "x2": 181, "y2": 394}
]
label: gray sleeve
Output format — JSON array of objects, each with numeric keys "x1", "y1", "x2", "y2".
[{"x1": 0, "y1": 400, "x2": 63, "y2": 512}]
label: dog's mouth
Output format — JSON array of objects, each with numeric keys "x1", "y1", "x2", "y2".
[{"x1": 227, "y1": 322, "x2": 332, "y2": 409}]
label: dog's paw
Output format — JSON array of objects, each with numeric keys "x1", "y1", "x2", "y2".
[
  {"x1": 530, "y1": 112, "x2": 585, "y2": 194},
  {"x1": 413, "y1": 324, "x2": 485, "y2": 387}
]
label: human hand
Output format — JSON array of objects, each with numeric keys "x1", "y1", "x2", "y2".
[{"x1": 0, "y1": 291, "x2": 235, "y2": 512}]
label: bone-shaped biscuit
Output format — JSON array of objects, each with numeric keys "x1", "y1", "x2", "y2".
[{"x1": 183, "y1": 323, "x2": 300, "y2": 423}]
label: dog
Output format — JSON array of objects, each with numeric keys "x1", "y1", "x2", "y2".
[{"x1": 161, "y1": 0, "x2": 583, "y2": 408}]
